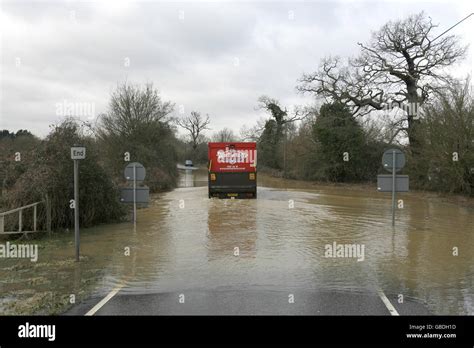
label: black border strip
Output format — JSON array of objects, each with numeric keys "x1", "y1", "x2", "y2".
[{"x1": 0, "y1": 315, "x2": 473, "y2": 346}]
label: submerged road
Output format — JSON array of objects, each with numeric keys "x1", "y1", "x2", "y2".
[
  {"x1": 60, "y1": 171, "x2": 474, "y2": 316},
  {"x1": 66, "y1": 288, "x2": 430, "y2": 315}
]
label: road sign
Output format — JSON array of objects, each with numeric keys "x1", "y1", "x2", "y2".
[
  {"x1": 71, "y1": 147, "x2": 86, "y2": 160},
  {"x1": 71, "y1": 145, "x2": 86, "y2": 262},
  {"x1": 382, "y1": 149, "x2": 405, "y2": 173},
  {"x1": 120, "y1": 187, "x2": 150, "y2": 204},
  {"x1": 377, "y1": 149, "x2": 409, "y2": 226},
  {"x1": 124, "y1": 162, "x2": 146, "y2": 181},
  {"x1": 377, "y1": 175, "x2": 409, "y2": 192},
  {"x1": 122, "y1": 162, "x2": 148, "y2": 224}
]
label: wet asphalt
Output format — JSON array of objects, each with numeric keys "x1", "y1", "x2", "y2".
[{"x1": 65, "y1": 289, "x2": 430, "y2": 316}]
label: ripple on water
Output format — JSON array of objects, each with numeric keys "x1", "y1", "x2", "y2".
[{"x1": 1, "y1": 174, "x2": 472, "y2": 314}]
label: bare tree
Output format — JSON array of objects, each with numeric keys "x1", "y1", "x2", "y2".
[
  {"x1": 257, "y1": 95, "x2": 309, "y2": 139},
  {"x1": 212, "y1": 127, "x2": 237, "y2": 142},
  {"x1": 98, "y1": 82, "x2": 174, "y2": 138},
  {"x1": 240, "y1": 118, "x2": 267, "y2": 141},
  {"x1": 297, "y1": 12, "x2": 467, "y2": 149},
  {"x1": 95, "y1": 82, "x2": 179, "y2": 190},
  {"x1": 176, "y1": 111, "x2": 211, "y2": 150},
  {"x1": 258, "y1": 96, "x2": 309, "y2": 123}
]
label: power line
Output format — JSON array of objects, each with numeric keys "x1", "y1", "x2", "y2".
[{"x1": 432, "y1": 13, "x2": 474, "y2": 42}]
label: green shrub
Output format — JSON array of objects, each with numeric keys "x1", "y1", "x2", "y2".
[{"x1": 4, "y1": 119, "x2": 125, "y2": 231}]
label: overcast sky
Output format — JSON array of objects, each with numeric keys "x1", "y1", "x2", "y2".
[{"x1": 1, "y1": 0, "x2": 473, "y2": 138}]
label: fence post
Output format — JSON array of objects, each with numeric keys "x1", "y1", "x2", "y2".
[
  {"x1": 46, "y1": 195, "x2": 52, "y2": 234},
  {"x1": 0, "y1": 215, "x2": 4, "y2": 234},
  {"x1": 33, "y1": 204, "x2": 37, "y2": 232},
  {"x1": 19, "y1": 209, "x2": 23, "y2": 234}
]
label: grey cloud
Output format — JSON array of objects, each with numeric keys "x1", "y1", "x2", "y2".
[{"x1": 0, "y1": 0, "x2": 469, "y2": 136}]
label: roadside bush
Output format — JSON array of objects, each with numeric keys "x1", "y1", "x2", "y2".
[
  {"x1": 0, "y1": 131, "x2": 40, "y2": 193},
  {"x1": 411, "y1": 80, "x2": 474, "y2": 195},
  {"x1": 258, "y1": 119, "x2": 282, "y2": 169},
  {"x1": 97, "y1": 82, "x2": 179, "y2": 192},
  {"x1": 3, "y1": 119, "x2": 125, "y2": 231},
  {"x1": 311, "y1": 102, "x2": 381, "y2": 182}
]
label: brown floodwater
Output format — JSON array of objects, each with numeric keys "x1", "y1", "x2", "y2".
[{"x1": 0, "y1": 169, "x2": 473, "y2": 314}]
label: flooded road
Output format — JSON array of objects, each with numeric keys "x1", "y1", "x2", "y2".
[{"x1": 1, "y1": 170, "x2": 473, "y2": 315}]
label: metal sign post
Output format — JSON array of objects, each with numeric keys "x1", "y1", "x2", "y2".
[
  {"x1": 133, "y1": 164, "x2": 137, "y2": 224},
  {"x1": 391, "y1": 150, "x2": 396, "y2": 226},
  {"x1": 71, "y1": 146, "x2": 86, "y2": 262},
  {"x1": 124, "y1": 162, "x2": 146, "y2": 224},
  {"x1": 74, "y1": 159, "x2": 80, "y2": 260}
]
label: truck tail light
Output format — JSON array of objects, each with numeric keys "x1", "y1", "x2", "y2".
[
  {"x1": 249, "y1": 173, "x2": 255, "y2": 180},
  {"x1": 210, "y1": 173, "x2": 216, "y2": 181}
]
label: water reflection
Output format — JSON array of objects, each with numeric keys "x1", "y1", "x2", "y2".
[
  {"x1": 177, "y1": 167, "x2": 207, "y2": 188},
  {"x1": 207, "y1": 199, "x2": 257, "y2": 260}
]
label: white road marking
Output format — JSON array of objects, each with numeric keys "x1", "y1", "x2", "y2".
[
  {"x1": 377, "y1": 289, "x2": 400, "y2": 316},
  {"x1": 85, "y1": 282, "x2": 126, "y2": 316}
]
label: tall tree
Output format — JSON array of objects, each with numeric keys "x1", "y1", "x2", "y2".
[
  {"x1": 257, "y1": 96, "x2": 308, "y2": 139},
  {"x1": 97, "y1": 82, "x2": 178, "y2": 191},
  {"x1": 312, "y1": 102, "x2": 371, "y2": 181},
  {"x1": 258, "y1": 119, "x2": 280, "y2": 169},
  {"x1": 176, "y1": 111, "x2": 211, "y2": 150},
  {"x1": 298, "y1": 12, "x2": 466, "y2": 150},
  {"x1": 212, "y1": 128, "x2": 236, "y2": 142},
  {"x1": 99, "y1": 82, "x2": 174, "y2": 139},
  {"x1": 256, "y1": 96, "x2": 309, "y2": 171}
]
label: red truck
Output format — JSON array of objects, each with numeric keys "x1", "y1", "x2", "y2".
[{"x1": 208, "y1": 142, "x2": 257, "y2": 198}]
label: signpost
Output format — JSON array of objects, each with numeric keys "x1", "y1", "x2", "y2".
[
  {"x1": 377, "y1": 149, "x2": 408, "y2": 226},
  {"x1": 123, "y1": 162, "x2": 147, "y2": 223},
  {"x1": 71, "y1": 146, "x2": 86, "y2": 262}
]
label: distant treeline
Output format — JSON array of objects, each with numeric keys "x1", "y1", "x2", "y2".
[
  {"x1": 254, "y1": 80, "x2": 473, "y2": 197},
  {"x1": 0, "y1": 130, "x2": 33, "y2": 139}
]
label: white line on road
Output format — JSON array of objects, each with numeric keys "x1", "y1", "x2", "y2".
[
  {"x1": 377, "y1": 289, "x2": 400, "y2": 316},
  {"x1": 85, "y1": 282, "x2": 126, "y2": 316}
]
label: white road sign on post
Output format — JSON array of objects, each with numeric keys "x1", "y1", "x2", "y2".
[
  {"x1": 71, "y1": 147, "x2": 86, "y2": 160},
  {"x1": 71, "y1": 146, "x2": 86, "y2": 262}
]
